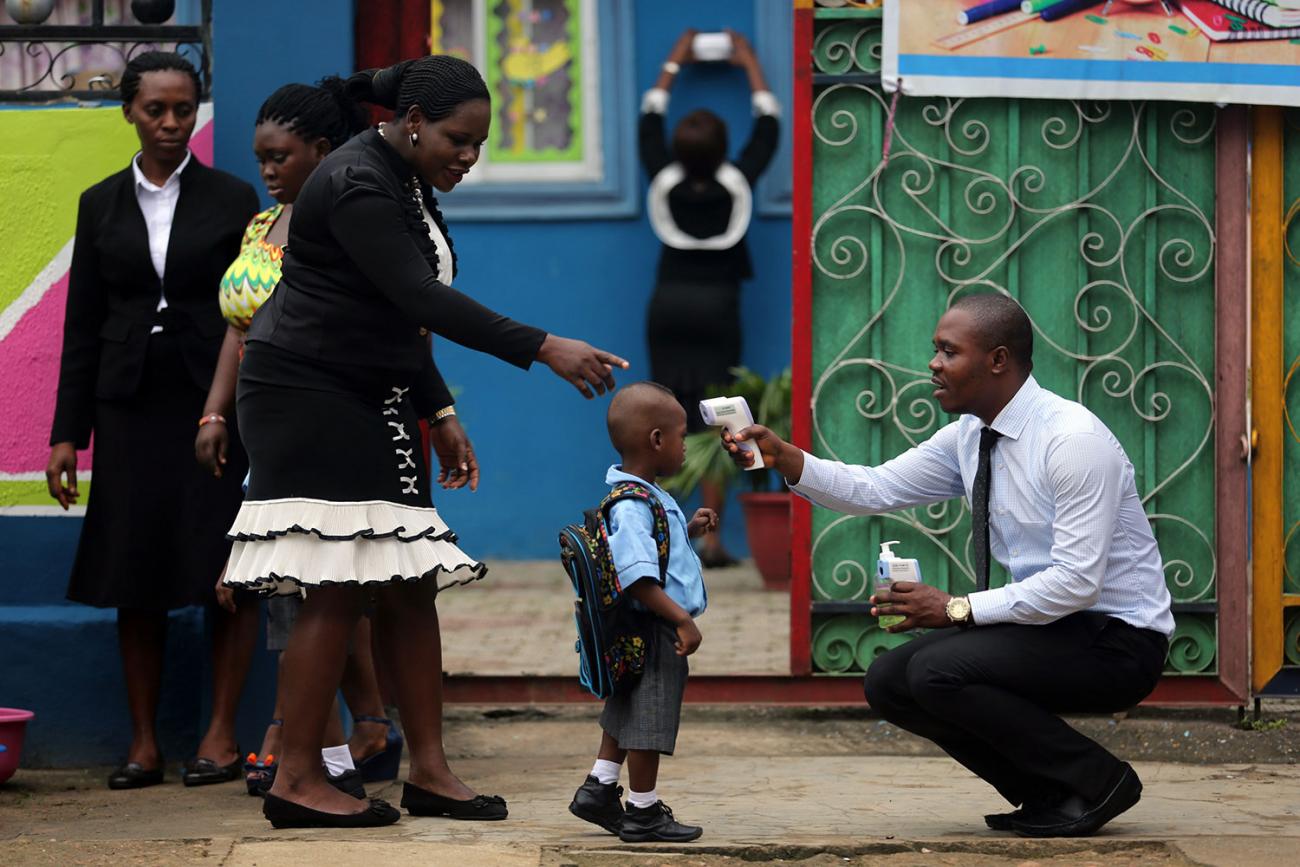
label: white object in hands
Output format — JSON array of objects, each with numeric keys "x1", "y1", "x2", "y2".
[
  {"x1": 700, "y1": 396, "x2": 763, "y2": 472},
  {"x1": 875, "y1": 540, "x2": 923, "y2": 630},
  {"x1": 692, "y1": 31, "x2": 733, "y2": 62}
]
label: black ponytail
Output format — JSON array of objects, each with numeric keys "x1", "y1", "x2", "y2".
[
  {"x1": 256, "y1": 75, "x2": 369, "y2": 149},
  {"x1": 345, "y1": 55, "x2": 488, "y2": 122}
]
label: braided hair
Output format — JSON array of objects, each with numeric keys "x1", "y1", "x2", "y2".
[
  {"x1": 344, "y1": 55, "x2": 489, "y2": 122},
  {"x1": 121, "y1": 51, "x2": 202, "y2": 105},
  {"x1": 255, "y1": 76, "x2": 369, "y2": 149},
  {"x1": 344, "y1": 56, "x2": 488, "y2": 282}
]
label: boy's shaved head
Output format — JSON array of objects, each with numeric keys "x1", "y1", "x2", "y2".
[{"x1": 607, "y1": 381, "x2": 680, "y2": 456}]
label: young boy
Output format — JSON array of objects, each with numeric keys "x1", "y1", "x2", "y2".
[{"x1": 568, "y1": 381, "x2": 717, "y2": 843}]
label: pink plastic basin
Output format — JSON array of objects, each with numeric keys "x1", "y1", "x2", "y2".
[{"x1": 0, "y1": 708, "x2": 35, "y2": 784}]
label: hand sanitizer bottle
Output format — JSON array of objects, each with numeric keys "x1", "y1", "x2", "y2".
[{"x1": 875, "y1": 540, "x2": 922, "y2": 630}]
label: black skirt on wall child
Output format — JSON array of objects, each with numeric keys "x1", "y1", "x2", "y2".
[{"x1": 646, "y1": 278, "x2": 741, "y2": 434}]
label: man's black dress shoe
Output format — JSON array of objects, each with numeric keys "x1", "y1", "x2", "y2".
[
  {"x1": 1009, "y1": 764, "x2": 1142, "y2": 838},
  {"x1": 400, "y1": 782, "x2": 508, "y2": 820},
  {"x1": 181, "y1": 754, "x2": 242, "y2": 787},
  {"x1": 984, "y1": 809, "x2": 1023, "y2": 831},
  {"x1": 568, "y1": 775, "x2": 624, "y2": 834},
  {"x1": 619, "y1": 800, "x2": 703, "y2": 843},
  {"x1": 108, "y1": 762, "x2": 163, "y2": 790},
  {"x1": 262, "y1": 793, "x2": 400, "y2": 829}
]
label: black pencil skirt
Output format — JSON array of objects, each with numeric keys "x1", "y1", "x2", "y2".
[
  {"x1": 65, "y1": 330, "x2": 248, "y2": 610},
  {"x1": 221, "y1": 340, "x2": 485, "y2": 597}
]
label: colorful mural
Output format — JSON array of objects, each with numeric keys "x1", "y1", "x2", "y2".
[{"x1": 0, "y1": 104, "x2": 214, "y2": 513}]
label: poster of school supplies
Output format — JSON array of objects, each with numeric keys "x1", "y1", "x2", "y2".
[{"x1": 883, "y1": 0, "x2": 1300, "y2": 106}]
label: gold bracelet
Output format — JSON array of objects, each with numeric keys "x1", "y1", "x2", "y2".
[
  {"x1": 433, "y1": 406, "x2": 456, "y2": 422},
  {"x1": 198, "y1": 413, "x2": 226, "y2": 428}
]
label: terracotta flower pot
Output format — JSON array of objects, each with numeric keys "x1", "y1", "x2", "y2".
[{"x1": 738, "y1": 491, "x2": 792, "y2": 591}]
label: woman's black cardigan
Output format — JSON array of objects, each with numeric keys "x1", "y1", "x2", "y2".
[{"x1": 246, "y1": 128, "x2": 547, "y2": 413}]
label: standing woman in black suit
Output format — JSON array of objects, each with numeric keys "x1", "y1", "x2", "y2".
[{"x1": 45, "y1": 52, "x2": 261, "y2": 790}]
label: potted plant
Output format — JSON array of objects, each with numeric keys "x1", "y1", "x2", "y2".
[{"x1": 664, "y1": 367, "x2": 793, "y2": 590}]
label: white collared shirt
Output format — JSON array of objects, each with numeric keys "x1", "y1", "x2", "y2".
[
  {"x1": 132, "y1": 150, "x2": 191, "y2": 332},
  {"x1": 791, "y1": 376, "x2": 1175, "y2": 636}
]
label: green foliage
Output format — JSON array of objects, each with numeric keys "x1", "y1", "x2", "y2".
[
  {"x1": 1234, "y1": 717, "x2": 1288, "y2": 732},
  {"x1": 662, "y1": 366, "x2": 792, "y2": 496}
]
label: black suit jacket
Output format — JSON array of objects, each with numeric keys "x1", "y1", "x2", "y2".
[{"x1": 50, "y1": 158, "x2": 260, "y2": 448}]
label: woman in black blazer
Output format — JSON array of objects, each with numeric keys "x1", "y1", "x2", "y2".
[{"x1": 45, "y1": 52, "x2": 260, "y2": 790}]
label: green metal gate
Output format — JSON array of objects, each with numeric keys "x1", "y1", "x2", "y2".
[{"x1": 796, "y1": 6, "x2": 1247, "y2": 702}]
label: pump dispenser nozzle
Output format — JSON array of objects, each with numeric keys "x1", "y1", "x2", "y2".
[{"x1": 879, "y1": 540, "x2": 900, "y2": 559}]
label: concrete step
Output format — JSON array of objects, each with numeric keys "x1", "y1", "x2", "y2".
[{"x1": 0, "y1": 605, "x2": 206, "y2": 767}]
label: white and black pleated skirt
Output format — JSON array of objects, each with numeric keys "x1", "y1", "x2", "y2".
[{"x1": 222, "y1": 340, "x2": 486, "y2": 596}]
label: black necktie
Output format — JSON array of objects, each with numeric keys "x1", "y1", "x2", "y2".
[{"x1": 972, "y1": 427, "x2": 1002, "y2": 593}]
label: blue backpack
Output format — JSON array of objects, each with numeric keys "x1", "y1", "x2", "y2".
[{"x1": 558, "y1": 482, "x2": 669, "y2": 699}]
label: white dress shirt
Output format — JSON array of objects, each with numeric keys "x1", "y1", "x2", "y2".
[
  {"x1": 132, "y1": 150, "x2": 191, "y2": 333},
  {"x1": 792, "y1": 376, "x2": 1175, "y2": 636}
]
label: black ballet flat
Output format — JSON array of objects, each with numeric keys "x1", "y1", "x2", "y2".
[
  {"x1": 400, "y1": 782, "x2": 508, "y2": 820},
  {"x1": 181, "y1": 752, "x2": 243, "y2": 787},
  {"x1": 108, "y1": 762, "x2": 164, "y2": 790},
  {"x1": 262, "y1": 793, "x2": 401, "y2": 829}
]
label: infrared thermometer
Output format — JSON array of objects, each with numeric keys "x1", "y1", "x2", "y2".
[{"x1": 699, "y1": 396, "x2": 764, "y2": 471}]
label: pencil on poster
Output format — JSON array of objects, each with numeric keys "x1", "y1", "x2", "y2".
[
  {"x1": 1041, "y1": 0, "x2": 1104, "y2": 23},
  {"x1": 958, "y1": 0, "x2": 1024, "y2": 25}
]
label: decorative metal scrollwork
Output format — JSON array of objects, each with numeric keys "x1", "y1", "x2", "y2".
[
  {"x1": 0, "y1": 0, "x2": 210, "y2": 102},
  {"x1": 1284, "y1": 108, "x2": 1300, "y2": 603},
  {"x1": 806, "y1": 18, "x2": 1220, "y2": 675}
]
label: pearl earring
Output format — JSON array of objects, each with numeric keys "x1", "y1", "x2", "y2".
[{"x1": 409, "y1": 131, "x2": 419, "y2": 147}]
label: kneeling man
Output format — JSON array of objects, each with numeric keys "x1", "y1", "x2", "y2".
[{"x1": 725, "y1": 293, "x2": 1171, "y2": 837}]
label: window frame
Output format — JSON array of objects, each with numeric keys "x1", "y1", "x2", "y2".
[{"x1": 438, "y1": 0, "x2": 637, "y2": 221}]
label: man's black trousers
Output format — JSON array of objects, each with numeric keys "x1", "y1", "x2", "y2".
[{"x1": 864, "y1": 611, "x2": 1168, "y2": 806}]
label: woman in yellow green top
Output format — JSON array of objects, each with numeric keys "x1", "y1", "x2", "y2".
[{"x1": 195, "y1": 79, "x2": 399, "y2": 794}]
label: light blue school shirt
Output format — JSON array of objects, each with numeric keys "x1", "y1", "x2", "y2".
[
  {"x1": 604, "y1": 465, "x2": 707, "y2": 618},
  {"x1": 791, "y1": 376, "x2": 1174, "y2": 636}
]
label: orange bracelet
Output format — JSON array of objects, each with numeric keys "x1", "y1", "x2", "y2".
[{"x1": 198, "y1": 413, "x2": 226, "y2": 428}]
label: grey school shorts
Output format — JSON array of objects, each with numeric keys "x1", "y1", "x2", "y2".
[
  {"x1": 599, "y1": 619, "x2": 690, "y2": 755},
  {"x1": 266, "y1": 594, "x2": 364, "y2": 652},
  {"x1": 265, "y1": 594, "x2": 302, "y2": 652}
]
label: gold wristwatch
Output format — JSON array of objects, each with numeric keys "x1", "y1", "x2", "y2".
[{"x1": 945, "y1": 595, "x2": 973, "y2": 627}]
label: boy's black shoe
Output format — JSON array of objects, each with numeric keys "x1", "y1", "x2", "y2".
[
  {"x1": 619, "y1": 800, "x2": 703, "y2": 843},
  {"x1": 568, "y1": 775, "x2": 624, "y2": 834}
]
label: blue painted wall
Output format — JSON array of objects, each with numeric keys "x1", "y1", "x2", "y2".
[{"x1": 414, "y1": 0, "x2": 792, "y2": 560}]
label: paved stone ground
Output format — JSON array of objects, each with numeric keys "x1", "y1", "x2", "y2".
[
  {"x1": 438, "y1": 560, "x2": 789, "y2": 675},
  {"x1": 3, "y1": 706, "x2": 1298, "y2": 866}
]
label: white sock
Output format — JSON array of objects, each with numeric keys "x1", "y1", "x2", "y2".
[
  {"x1": 321, "y1": 744, "x2": 355, "y2": 776},
  {"x1": 627, "y1": 788, "x2": 658, "y2": 809},
  {"x1": 591, "y1": 758, "x2": 622, "y2": 785}
]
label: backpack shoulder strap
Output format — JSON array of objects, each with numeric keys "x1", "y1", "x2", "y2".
[{"x1": 600, "y1": 482, "x2": 670, "y2": 584}]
